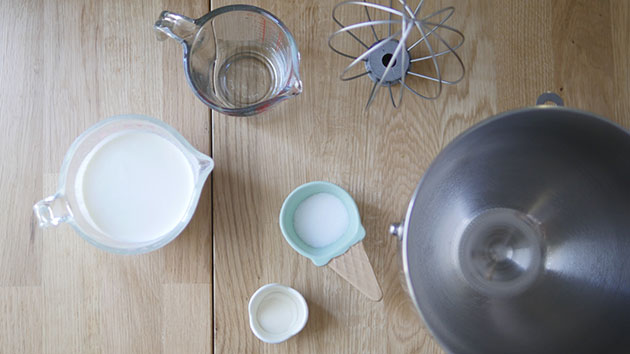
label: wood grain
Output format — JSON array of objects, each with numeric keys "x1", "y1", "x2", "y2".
[
  {"x1": 611, "y1": 0, "x2": 630, "y2": 127},
  {"x1": 162, "y1": 284, "x2": 212, "y2": 353},
  {"x1": 212, "y1": 0, "x2": 629, "y2": 353},
  {"x1": 0, "y1": 0, "x2": 44, "y2": 288},
  {"x1": 1, "y1": 0, "x2": 629, "y2": 353},
  {"x1": 0, "y1": 0, "x2": 211, "y2": 352},
  {"x1": 0, "y1": 287, "x2": 42, "y2": 353}
]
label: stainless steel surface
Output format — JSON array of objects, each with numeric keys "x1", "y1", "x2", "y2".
[
  {"x1": 536, "y1": 91, "x2": 564, "y2": 106},
  {"x1": 328, "y1": 0, "x2": 465, "y2": 108},
  {"x1": 400, "y1": 104, "x2": 630, "y2": 353}
]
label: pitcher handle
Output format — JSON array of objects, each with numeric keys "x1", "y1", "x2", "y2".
[
  {"x1": 154, "y1": 11, "x2": 199, "y2": 44},
  {"x1": 33, "y1": 193, "x2": 73, "y2": 228}
]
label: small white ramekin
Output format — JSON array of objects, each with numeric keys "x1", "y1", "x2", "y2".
[{"x1": 248, "y1": 283, "x2": 309, "y2": 343}]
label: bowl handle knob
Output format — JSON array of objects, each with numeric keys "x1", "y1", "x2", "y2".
[
  {"x1": 536, "y1": 92, "x2": 564, "y2": 106},
  {"x1": 389, "y1": 221, "x2": 404, "y2": 240}
]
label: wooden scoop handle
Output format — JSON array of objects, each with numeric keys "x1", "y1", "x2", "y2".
[{"x1": 328, "y1": 242, "x2": 382, "y2": 301}]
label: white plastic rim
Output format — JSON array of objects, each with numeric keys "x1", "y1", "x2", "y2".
[{"x1": 248, "y1": 283, "x2": 308, "y2": 344}]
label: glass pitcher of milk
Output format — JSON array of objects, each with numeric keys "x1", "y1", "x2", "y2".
[{"x1": 33, "y1": 115, "x2": 213, "y2": 254}]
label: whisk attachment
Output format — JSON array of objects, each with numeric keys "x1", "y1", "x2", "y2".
[
  {"x1": 329, "y1": 0, "x2": 465, "y2": 109},
  {"x1": 365, "y1": 40, "x2": 410, "y2": 86}
]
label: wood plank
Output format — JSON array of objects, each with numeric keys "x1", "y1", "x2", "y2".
[
  {"x1": 0, "y1": 0, "x2": 44, "y2": 287},
  {"x1": 552, "y1": 0, "x2": 615, "y2": 117},
  {"x1": 0, "y1": 287, "x2": 42, "y2": 354},
  {"x1": 212, "y1": 0, "x2": 625, "y2": 353},
  {"x1": 611, "y1": 0, "x2": 630, "y2": 128},
  {"x1": 0, "y1": 0, "x2": 212, "y2": 352},
  {"x1": 162, "y1": 284, "x2": 212, "y2": 353},
  {"x1": 493, "y1": 0, "x2": 553, "y2": 111}
]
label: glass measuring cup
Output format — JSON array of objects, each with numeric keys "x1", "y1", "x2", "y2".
[
  {"x1": 155, "y1": 5, "x2": 302, "y2": 116},
  {"x1": 33, "y1": 115, "x2": 214, "y2": 254}
]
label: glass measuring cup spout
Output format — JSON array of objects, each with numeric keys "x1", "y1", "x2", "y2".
[{"x1": 154, "y1": 5, "x2": 302, "y2": 116}]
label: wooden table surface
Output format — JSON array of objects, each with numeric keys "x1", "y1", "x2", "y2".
[{"x1": 1, "y1": 0, "x2": 628, "y2": 353}]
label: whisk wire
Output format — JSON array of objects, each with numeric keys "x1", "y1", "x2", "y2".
[
  {"x1": 329, "y1": 19, "x2": 403, "y2": 62},
  {"x1": 410, "y1": 21, "x2": 464, "y2": 61},
  {"x1": 342, "y1": 70, "x2": 372, "y2": 81},
  {"x1": 417, "y1": 21, "x2": 465, "y2": 85},
  {"x1": 408, "y1": 7, "x2": 454, "y2": 51},
  {"x1": 363, "y1": 1, "x2": 380, "y2": 42},
  {"x1": 335, "y1": 21, "x2": 404, "y2": 81},
  {"x1": 329, "y1": 0, "x2": 465, "y2": 108},
  {"x1": 409, "y1": 12, "x2": 444, "y2": 99},
  {"x1": 388, "y1": 0, "x2": 392, "y2": 36}
]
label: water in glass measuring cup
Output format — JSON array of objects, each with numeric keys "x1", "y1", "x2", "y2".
[{"x1": 213, "y1": 11, "x2": 291, "y2": 108}]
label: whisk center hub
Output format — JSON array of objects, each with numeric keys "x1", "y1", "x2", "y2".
[
  {"x1": 365, "y1": 40, "x2": 410, "y2": 86},
  {"x1": 381, "y1": 53, "x2": 396, "y2": 67}
]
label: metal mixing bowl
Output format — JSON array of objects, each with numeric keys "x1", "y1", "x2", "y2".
[{"x1": 390, "y1": 94, "x2": 630, "y2": 354}]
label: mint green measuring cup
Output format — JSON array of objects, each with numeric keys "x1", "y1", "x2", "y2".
[{"x1": 279, "y1": 181, "x2": 365, "y2": 266}]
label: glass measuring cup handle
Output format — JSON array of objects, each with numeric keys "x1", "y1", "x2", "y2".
[
  {"x1": 154, "y1": 11, "x2": 200, "y2": 44},
  {"x1": 33, "y1": 193, "x2": 72, "y2": 227}
]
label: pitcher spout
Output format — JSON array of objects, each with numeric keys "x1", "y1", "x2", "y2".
[
  {"x1": 198, "y1": 156, "x2": 214, "y2": 175},
  {"x1": 285, "y1": 74, "x2": 303, "y2": 97},
  {"x1": 195, "y1": 154, "x2": 214, "y2": 185}
]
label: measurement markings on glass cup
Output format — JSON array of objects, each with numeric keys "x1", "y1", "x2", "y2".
[
  {"x1": 276, "y1": 31, "x2": 283, "y2": 50},
  {"x1": 259, "y1": 17, "x2": 266, "y2": 41}
]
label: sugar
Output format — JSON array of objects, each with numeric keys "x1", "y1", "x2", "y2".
[{"x1": 293, "y1": 193, "x2": 349, "y2": 248}]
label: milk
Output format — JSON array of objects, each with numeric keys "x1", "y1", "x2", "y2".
[
  {"x1": 293, "y1": 193, "x2": 349, "y2": 248},
  {"x1": 256, "y1": 292, "x2": 297, "y2": 334},
  {"x1": 76, "y1": 131, "x2": 194, "y2": 243}
]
